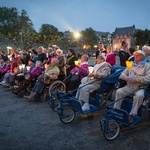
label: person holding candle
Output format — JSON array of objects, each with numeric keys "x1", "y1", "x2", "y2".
[
  {"x1": 1, "y1": 58, "x2": 18, "y2": 87},
  {"x1": 0, "y1": 60, "x2": 11, "y2": 83},
  {"x1": 14, "y1": 59, "x2": 35, "y2": 86},
  {"x1": 12, "y1": 61, "x2": 43, "y2": 95},
  {"x1": 70, "y1": 54, "x2": 89, "y2": 80},
  {"x1": 0, "y1": 60, "x2": 21, "y2": 89},
  {"x1": 75, "y1": 55, "x2": 111, "y2": 111},
  {"x1": 114, "y1": 50, "x2": 150, "y2": 123},
  {"x1": 24, "y1": 58, "x2": 60, "y2": 101},
  {"x1": 66, "y1": 54, "x2": 89, "y2": 92}
]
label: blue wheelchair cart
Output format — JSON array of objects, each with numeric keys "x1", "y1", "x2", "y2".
[
  {"x1": 48, "y1": 66, "x2": 125, "y2": 124},
  {"x1": 100, "y1": 85, "x2": 150, "y2": 141}
]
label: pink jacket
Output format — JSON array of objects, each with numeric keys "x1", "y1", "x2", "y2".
[
  {"x1": 70, "y1": 62, "x2": 89, "y2": 80},
  {"x1": 0, "y1": 64, "x2": 11, "y2": 73},
  {"x1": 29, "y1": 66, "x2": 43, "y2": 78},
  {"x1": 106, "y1": 53, "x2": 116, "y2": 66}
]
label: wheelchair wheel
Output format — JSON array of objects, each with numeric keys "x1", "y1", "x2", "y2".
[
  {"x1": 103, "y1": 120, "x2": 120, "y2": 141},
  {"x1": 49, "y1": 80, "x2": 66, "y2": 111},
  {"x1": 49, "y1": 80, "x2": 66, "y2": 96},
  {"x1": 59, "y1": 106, "x2": 75, "y2": 124}
]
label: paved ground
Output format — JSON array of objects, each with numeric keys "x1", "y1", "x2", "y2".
[{"x1": 0, "y1": 84, "x2": 150, "y2": 150}]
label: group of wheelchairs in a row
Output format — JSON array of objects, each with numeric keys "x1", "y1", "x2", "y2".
[{"x1": 47, "y1": 65, "x2": 150, "y2": 141}]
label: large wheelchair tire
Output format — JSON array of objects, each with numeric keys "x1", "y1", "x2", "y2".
[
  {"x1": 49, "y1": 80, "x2": 66, "y2": 96},
  {"x1": 103, "y1": 120, "x2": 120, "y2": 141},
  {"x1": 49, "y1": 80, "x2": 66, "y2": 111},
  {"x1": 59, "y1": 106, "x2": 75, "y2": 124}
]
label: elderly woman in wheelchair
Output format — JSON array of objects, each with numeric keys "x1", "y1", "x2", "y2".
[
  {"x1": 24, "y1": 58, "x2": 60, "y2": 101},
  {"x1": 114, "y1": 50, "x2": 150, "y2": 123},
  {"x1": 75, "y1": 55, "x2": 112, "y2": 111},
  {"x1": 12, "y1": 60, "x2": 43, "y2": 95},
  {"x1": 66, "y1": 54, "x2": 89, "y2": 92}
]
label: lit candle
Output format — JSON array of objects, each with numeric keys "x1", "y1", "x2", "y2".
[
  {"x1": 125, "y1": 61, "x2": 133, "y2": 78},
  {"x1": 22, "y1": 64, "x2": 25, "y2": 69},
  {"x1": 74, "y1": 60, "x2": 79, "y2": 66},
  {"x1": 19, "y1": 65, "x2": 22, "y2": 70},
  {"x1": 26, "y1": 66, "x2": 30, "y2": 71},
  {"x1": 88, "y1": 66, "x2": 94, "y2": 74},
  {"x1": 126, "y1": 61, "x2": 133, "y2": 69}
]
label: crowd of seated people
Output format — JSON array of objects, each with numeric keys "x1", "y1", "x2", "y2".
[
  {"x1": 0, "y1": 44, "x2": 150, "y2": 114},
  {"x1": 12, "y1": 60, "x2": 43, "y2": 95},
  {"x1": 24, "y1": 58, "x2": 60, "y2": 101},
  {"x1": 0, "y1": 46, "x2": 84, "y2": 101}
]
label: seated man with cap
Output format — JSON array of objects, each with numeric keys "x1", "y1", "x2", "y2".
[{"x1": 114, "y1": 50, "x2": 150, "y2": 123}]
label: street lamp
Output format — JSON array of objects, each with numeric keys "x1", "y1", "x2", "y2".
[
  {"x1": 74, "y1": 32, "x2": 80, "y2": 50},
  {"x1": 74, "y1": 32, "x2": 80, "y2": 39}
]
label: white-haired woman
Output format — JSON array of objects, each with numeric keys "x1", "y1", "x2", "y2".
[
  {"x1": 75, "y1": 55, "x2": 111, "y2": 111},
  {"x1": 24, "y1": 58, "x2": 60, "y2": 101},
  {"x1": 56, "y1": 49, "x2": 66, "y2": 80},
  {"x1": 142, "y1": 45, "x2": 150, "y2": 63},
  {"x1": 66, "y1": 54, "x2": 89, "y2": 91}
]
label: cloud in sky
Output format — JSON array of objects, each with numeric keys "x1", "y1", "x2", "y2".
[{"x1": 0, "y1": 0, "x2": 150, "y2": 33}]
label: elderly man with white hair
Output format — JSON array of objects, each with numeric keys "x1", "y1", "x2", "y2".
[{"x1": 114, "y1": 50, "x2": 150, "y2": 123}]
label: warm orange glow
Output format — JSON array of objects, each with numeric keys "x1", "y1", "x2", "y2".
[
  {"x1": 74, "y1": 60, "x2": 79, "y2": 66},
  {"x1": 82, "y1": 45, "x2": 91, "y2": 50},
  {"x1": 13, "y1": 68, "x2": 18, "y2": 73},
  {"x1": 126, "y1": 61, "x2": 133, "y2": 69}
]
